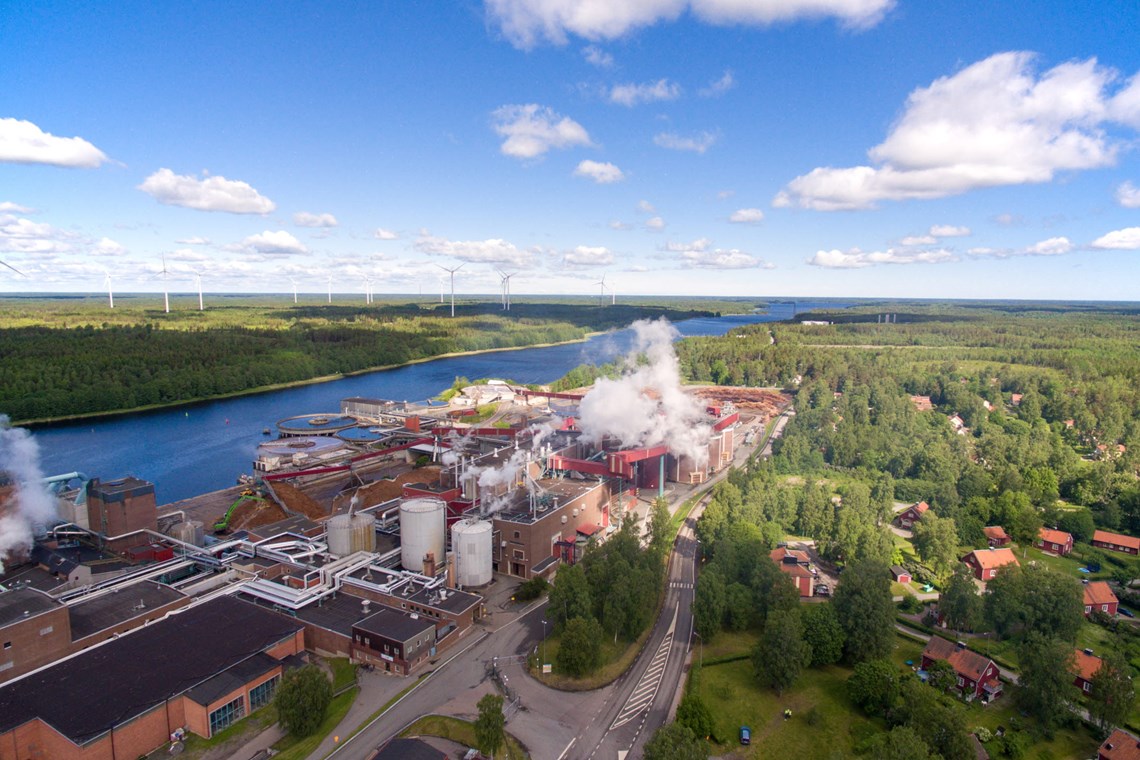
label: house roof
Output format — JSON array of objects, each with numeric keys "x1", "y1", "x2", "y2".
[
  {"x1": 905, "y1": 501, "x2": 930, "y2": 515},
  {"x1": 963, "y1": 548, "x2": 1019, "y2": 571},
  {"x1": 1094, "y1": 530, "x2": 1140, "y2": 551},
  {"x1": 770, "y1": 547, "x2": 809, "y2": 564},
  {"x1": 0, "y1": 596, "x2": 302, "y2": 745},
  {"x1": 1073, "y1": 649, "x2": 1102, "y2": 683},
  {"x1": 776, "y1": 562, "x2": 813, "y2": 579},
  {"x1": 923, "y1": 636, "x2": 995, "y2": 681},
  {"x1": 1038, "y1": 527, "x2": 1072, "y2": 546},
  {"x1": 890, "y1": 565, "x2": 910, "y2": 577},
  {"x1": 1100, "y1": 728, "x2": 1140, "y2": 760},
  {"x1": 1084, "y1": 581, "x2": 1119, "y2": 608},
  {"x1": 983, "y1": 526, "x2": 1009, "y2": 541}
]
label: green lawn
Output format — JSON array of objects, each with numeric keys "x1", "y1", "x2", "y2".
[{"x1": 967, "y1": 698, "x2": 1099, "y2": 759}]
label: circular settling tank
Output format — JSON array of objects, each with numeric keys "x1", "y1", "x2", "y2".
[{"x1": 276, "y1": 414, "x2": 357, "y2": 436}]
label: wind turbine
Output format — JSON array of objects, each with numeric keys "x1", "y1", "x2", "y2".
[
  {"x1": 437, "y1": 263, "x2": 464, "y2": 317},
  {"x1": 503, "y1": 271, "x2": 517, "y2": 311},
  {"x1": 102, "y1": 272, "x2": 114, "y2": 309},
  {"x1": 594, "y1": 273, "x2": 607, "y2": 307},
  {"x1": 363, "y1": 274, "x2": 373, "y2": 305},
  {"x1": 438, "y1": 276, "x2": 445, "y2": 303},
  {"x1": 194, "y1": 271, "x2": 204, "y2": 311},
  {"x1": 160, "y1": 255, "x2": 170, "y2": 313},
  {"x1": 326, "y1": 275, "x2": 332, "y2": 304},
  {"x1": 289, "y1": 277, "x2": 298, "y2": 304},
  {"x1": 496, "y1": 269, "x2": 508, "y2": 310}
]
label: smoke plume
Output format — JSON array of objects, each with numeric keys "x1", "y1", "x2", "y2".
[
  {"x1": 576, "y1": 318, "x2": 710, "y2": 464},
  {"x1": 0, "y1": 416, "x2": 58, "y2": 571}
]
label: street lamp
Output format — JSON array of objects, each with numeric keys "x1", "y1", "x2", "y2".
[{"x1": 541, "y1": 619, "x2": 548, "y2": 676}]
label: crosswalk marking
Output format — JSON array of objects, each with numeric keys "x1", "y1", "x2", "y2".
[
  {"x1": 610, "y1": 630, "x2": 673, "y2": 730},
  {"x1": 668, "y1": 581, "x2": 693, "y2": 589}
]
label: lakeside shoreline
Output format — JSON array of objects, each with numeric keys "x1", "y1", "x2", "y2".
[{"x1": 15, "y1": 332, "x2": 604, "y2": 428}]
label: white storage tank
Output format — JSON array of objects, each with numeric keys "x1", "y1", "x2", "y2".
[
  {"x1": 350, "y1": 513, "x2": 376, "y2": 554},
  {"x1": 451, "y1": 519, "x2": 493, "y2": 587},
  {"x1": 326, "y1": 514, "x2": 353, "y2": 557},
  {"x1": 400, "y1": 498, "x2": 446, "y2": 573}
]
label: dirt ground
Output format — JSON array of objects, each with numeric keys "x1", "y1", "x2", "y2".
[
  {"x1": 691, "y1": 386, "x2": 792, "y2": 419},
  {"x1": 267, "y1": 480, "x2": 328, "y2": 520},
  {"x1": 330, "y1": 466, "x2": 442, "y2": 515}
]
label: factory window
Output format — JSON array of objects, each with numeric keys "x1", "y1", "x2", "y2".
[
  {"x1": 0, "y1": 662, "x2": 11, "y2": 672},
  {"x1": 250, "y1": 676, "x2": 279, "y2": 711},
  {"x1": 2, "y1": 642, "x2": 9, "y2": 650},
  {"x1": 513, "y1": 531, "x2": 521, "y2": 539},
  {"x1": 39, "y1": 626, "x2": 53, "y2": 636},
  {"x1": 208, "y1": 696, "x2": 245, "y2": 736}
]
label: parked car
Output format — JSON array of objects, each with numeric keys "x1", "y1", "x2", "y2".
[
  {"x1": 740, "y1": 726, "x2": 751, "y2": 745},
  {"x1": 815, "y1": 584, "x2": 831, "y2": 597},
  {"x1": 1120, "y1": 607, "x2": 1136, "y2": 618}
]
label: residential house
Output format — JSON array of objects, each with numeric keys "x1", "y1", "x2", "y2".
[
  {"x1": 911, "y1": 395, "x2": 933, "y2": 412},
  {"x1": 948, "y1": 414, "x2": 966, "y2": 434},
  {"x1": 1083, "y1": 581, "x2": 1119, "y2": 617},
  {"x1": 895, "y1": 501, "x2": 930, "y2": 529},
  {"x1": 920, "y1": 636, "x2": 1003, "y2": 701},
  {"x1": 1036, "y1": 527, "x2": 1073, "y2": 556},
  {"x1": 1010, "y1": 393, "x2": 1023, "y2": 406},
  {"x1": 891, "y1": 565, "x2": 912, "y2": 584},
  {"x1": 1099, "y1": 728, "x2": 1140, "y2": 760},
  {"x1": 1073, "y1": 648, "x2": 1102, "y2": 695},
  {"x1": 770, "y1": 547, "x2": 814, "y2": 598},
  {"x1": 1093, "y1": 530, "x2": 1140, "y2": 556},
  {"x1": 962, "y1": 548, "x2": 1019, "y2": 581},
  {"x1": 983, "y1": 526, "x2": 1011, "y2": 548}
]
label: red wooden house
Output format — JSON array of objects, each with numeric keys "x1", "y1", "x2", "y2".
[
  {"x1": 770, "y1": 547, "x2": 814, "y2": 597},
  {"x1": 1073, "y1": 648, "x2": 1102, "y2": 695},
  {"x1": 1092, "y1": 530, "x2": 1140, "y2": 556},
  {"x1": 1083, "y1": 581, "x2": 1119, "y2": 617},
  {"x1": 1098, "y1": 728, "x2": 1140, "y2": 760},
  {"x1": 894, "y1": 501, "x2": 929, "y2": 529},
  {"x1": 1036, "y1": 527, "x2": 1073, "y2": 556},
  {"x1": 983, "y1": 526, "x2": 1011, "y2": 548},
  {"x1": 921, "y1": 636, "x2": 1002, "y2": 702},
  {"x1": 962, "y1": 548, "x2": 1019, "y2": 581}
]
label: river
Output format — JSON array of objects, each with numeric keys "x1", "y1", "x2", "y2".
[{"x1": 28, "y1": 303, "x2": 826, "y2": 503}]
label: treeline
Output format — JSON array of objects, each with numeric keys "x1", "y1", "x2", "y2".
[{"x1": 0, "y1": 302, "x2": 715, "y2": 422}]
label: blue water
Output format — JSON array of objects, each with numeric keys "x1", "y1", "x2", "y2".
[{"x1": 27, "y1": 303, "x2": 826, "y2": 503}]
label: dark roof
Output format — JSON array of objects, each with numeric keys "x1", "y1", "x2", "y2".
[
  {"x1": 407, "y1": 584, "x2": 481, "y2": 616},
  {"x1": 68, "y1": 580, "x2": 187, "y2": 640},
  {"x1": 87, "y1": 476, "x2": 154, "y2": 500},
  {"x1": 0, "y1": 587, "x2": 61, "y2": 628},
  {"x1": 185, "y1": 652, "x2": 280, "y2": 707},
  {"x1": 249, "y1": 591, "x2": 372, "y2": 637},
  {"x1": 890, "y1": 565, "x2": 910, "y2": 576},
  {"x1": 923, "y1": 636, "x2": 994, "y2": 681},
  {"x1": 531, "y1": 555, "x2": 560, "y2": 574},
  {"x1": 354, "y1": 607, "x2": 435, "y2": 643},
  {"x1": 0, "y1": 596, "x2": 302, "y2": 745},
  {"x1": 374, "y1": 738, "x2": 447, "y2": 760}
]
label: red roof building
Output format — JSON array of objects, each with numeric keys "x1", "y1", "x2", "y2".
[
  {"x1": 1084, "y1": 581, "x2": 1119, "y2": 617},
  {"x1": 962, "y1": 548, "x2": 1019, "y2": 581},
  {"x1": 1036, "y1": 527, "x2": 1073, "y2": 556},
  {"x1": 911, "y1": 395, "x2": 933, "y2": 412},
  {"x1": 1099, "y1": 729, "x2": 1140, "y2": 760},
  {"x1": 891, "y1": 565, "x2": 912, "y2": 584},
  {"x1": 1073, "y1": 649, "x2": 1103, "y2": 695},
  {"x1": 983, "y1": 526, "x2": 1011, "y2": 548},
  {"x1": 921, "y1": 636, "x2": 1002, "y2": 701},
  {"x1": 770, "y1": 548, "x2": 814, "y2": 597},
  {"x1": 894, "y1": 501, "x2": 929, "y2": 529},
  {"x1": 1093, "y1": 530, "x2": 1140, "y2": 556}
]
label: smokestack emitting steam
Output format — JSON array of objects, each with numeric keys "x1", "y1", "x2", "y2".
[
  {"x1": 0, "y1": 416, "x2": 58, "y2": 572},
  {"x1": 577, "y1": 318, "x2": 710, "y2": 464}
]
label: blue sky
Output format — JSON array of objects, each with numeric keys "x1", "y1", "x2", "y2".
[{"x1": 2, "y1": 0, "x2": 1139, "y2": 300}]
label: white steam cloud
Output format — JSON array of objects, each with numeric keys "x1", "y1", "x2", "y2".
[
  {"x1": 0, "y1": 416, "x2": 58, "y2": 571},
  {"x1": 576, "y1": 319, "x2": 710, "y2": 465}
]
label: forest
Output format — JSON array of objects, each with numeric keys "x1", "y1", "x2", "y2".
[{"x1": 0, "y1": 297, "x2": 732, "y2": 423}]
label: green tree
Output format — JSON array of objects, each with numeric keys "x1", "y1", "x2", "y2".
[
  {"x1": 912, "y1": 513, "x2": 959, "y2": 583},
  {"x1": 752, "y1": 608, "x2": 812, "y2": 695},
  {"x1": 274, "y1": 664, "x2": 333, "y2": 738},
  {"x1": 925, "y1": 659, "x2": 957, "y2": 694},
  {"x1": 475, "y1": 693, "x2": 505, "y2": 758},
  {"x1": 1015, "y1": 633, "x2": 1079, "y2": 734},
  {"x1": 556, "y1": 617, "x2": 604, "y2": 677},
  {"x1": 547, "y1": 563, "x2": 593, "y2": 631},
  {"x1": 802, "y1": 602, "x2": 845, "y2": 667},
  {"x1": 894, "y1": 679, "x2": 973, "y2": 760},
  {"x1": 648, "y1": 497, "x2": 672, "y2": 557},
  {"x1": 1057, "y1": 509, "x2": 1096, "y2": 543},
  {"x1": 847, "y1": 658, "x2": 899, "y2": 717},
  {"x1": 939, "y1": 565, "x2": 982, "y2": 633},
  {"x1": 865, "y1": 726, "x2": 932, "y2": 760},
  {"x1": 1089, "y1": 649, "x2": 1136, "y2": 736},
  {"x1": 675, "y1": 692, "x2": 715, "y2": 740},
  {"x1": 833, "y1": 559, "x2": 896, "y2": 663},
  {"x1": 643, "y1": 722, "x2": 708, "y2": 760},
  {"x1": 693, "y1": 568, "x2": 727, "y2": 639}
]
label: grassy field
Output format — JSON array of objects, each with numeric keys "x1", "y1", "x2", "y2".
[{"x1": 400, "y1": 714, "x2": 529, "y2": 759}]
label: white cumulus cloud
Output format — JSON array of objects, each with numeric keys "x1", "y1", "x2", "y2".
[
  {"x1": 0, "y1": 118, "x2": 108, "y2": 168},
  {"x1": 700, "y1": 70, "x2": 736, "y2": 97},
  {"x1": 1116, "y1": 181, "x2": 1140, "y2": 208},
  {"x1": 645, "y1": 216, "x2": 666, "y2": 231},
  {"x1": 0, "y1": 202, "x2": 35, "y2": 214},
  {"x1": 638, "y1": 199, "x2": 657, "y2": 214},
  {"x1": 930, "y1": 224, "x2": 971, "y2": 237},
  {"x1": 899, "y1": 235, "x2": 937, "y2": 246},
  {"x1": 610, "y1": 78, "x2": 682, "y2": 106},
  {"x1": 808, "y1": 247, "x2": 956, "y2": 268},
  {"x1": 242, "y1": 230, "x2": 308, "y2": 255},
  {"x1": 573, "y1": 159, "x2": 626, "y2": 183},
  {"x1": 414, "y1": 232, "x2": 535, "y2": 267},
  {"x1": 487, "y1": 0, "x2": 894, "y2": 49},
  {"x1": 582, "y1": 45, "x2": 614, "y2": 68},
  {"x1": 176, "y1": 236, "x2": 211, "y2": 245},
  {"x1": 92, "y1": 237, "x2": 126, "y2": 256},
  {"x1": 776, "y1": 52, "x2": 1140, "y2": 210},
  {"x1": 374, "y1": 227, "x2": 399, "y2": 240},
  {"x1": 654, "y1": 131, "x2": 717, "y2": 153},
  {"x1": 492, "y1": 104, "x2": 594, "y2": 159},
  {"x1": 1092, "y1": 227, "x2": 1140, "y2": 250},
  {"x1": 1023, "y1": 236, "x2": 1073, "y2": 255},
  {"x1": 564, "y1": 245, "x2": 614, "y2": 266},
  {"x1": 293, "y1": 211, "x2": 338, "y2": 228},
  {"x1": 139, "y1": 168, "x2": 276, "y2": 214},
  {"x1": 728, "y1": 208, "x2": 764, "y2": 224}
]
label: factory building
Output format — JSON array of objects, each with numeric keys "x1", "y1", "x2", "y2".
[
  {"x1": 0, "y1": 596, "x2": 305, "y2": 759},
  {"x1": 84, "y1": 477, "x2": 159, "y2": 551}
]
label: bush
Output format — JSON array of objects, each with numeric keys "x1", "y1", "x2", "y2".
[
  {"x1": 274, "y1": 665, "x2": 333, "y2": 737},
  {"x1": 513, "y1": 576, "x2": 549, "y2": 602},
  {"x1": 898, "y1": 595, "x2": 923, "y2": 614}
]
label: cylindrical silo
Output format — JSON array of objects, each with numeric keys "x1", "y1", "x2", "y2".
[
  {"x1": 326, "y1": 514, "x2": 353, "y2": 557},
  {"x1": 400, "y1": 498, "x2": 446, "y2": 573},
  {"x1": 451, "y1": 519, "x2": 493, "y2": 587},
  {"x1": 350, "y1": 513, "x2": 377, "y2": 554}
]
